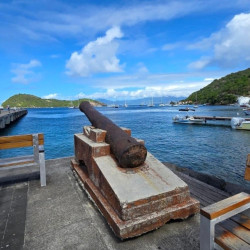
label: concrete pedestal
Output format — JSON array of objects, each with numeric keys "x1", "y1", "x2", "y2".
[{"x1": 71, "y1": 126, "x2": 199, "y2": 239}]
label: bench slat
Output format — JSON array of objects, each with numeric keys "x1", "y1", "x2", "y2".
[
  {"x1": 0, "y1": 156, "x2": 35, "y2": 168},
  {"x1": 231, "y1": 213, "x2": 250, "y2": 230},
  {"x1": 215, "y1": 225, "x2": 250, "y2": 250},
  {"x1": 200, "y1": 192, "x2": 250, "y2": 220},
  {"x1": 0, "y1": 134, "x2": 44, "y2": 143},
  {"x1": 0, "y1": 141, "x2": 42, "y2": 150},
  {"x1": 219, "y1": 219, "x2": 250, "y2": 244},
  {"x1": 0, "y1": 134, "x2": 44, "y2": 149}
]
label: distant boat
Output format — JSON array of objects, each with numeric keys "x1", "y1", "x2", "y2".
[
  {"x1": 231, "y1": 117, "x2": 250, "y2": 130},
  {"x1": 159, "y1": 97, "x2": 165, "y2": 106},
  {"x1": 148, "y1": 97, "x2": 154, "y2": 107},
  {"x1": 124, "y1": 100, "x2": 128, "y2": 108},
  {"x1": 108, "y1": 104, "x2": 119, "y2": 108},
  {"x1": 193, "y1": 93, "x2": 198, "y2": 108},
  {"x1": 173, "y1": 109, "x2": 205, "y2": 124},
  {"x1": 68, "y1": 101, "x2": 75, "y2": 109}
]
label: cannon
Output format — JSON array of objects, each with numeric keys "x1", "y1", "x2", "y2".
[{"x1": 79, "y1": 101, "x2": 147, "y2": 168}]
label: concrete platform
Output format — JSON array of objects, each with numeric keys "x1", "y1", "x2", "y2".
[
  {"x1": 0, "y1": 157, "x2": 201, "y2": 250},
  {"x1": 1, "y1": 157, "x2": 248, "y2": 249}
]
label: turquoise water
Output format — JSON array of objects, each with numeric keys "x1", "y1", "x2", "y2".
[{"x1": 1, "y1": 105, "x2": 250, "y2": 187}]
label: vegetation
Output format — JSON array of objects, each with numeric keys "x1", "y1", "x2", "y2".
[
  {"x1": 2, "y1": 94, "x2": 105, "y2": 108},
  {"x1": 185, "y1": 68, "x2": 250, "y2": 105}
]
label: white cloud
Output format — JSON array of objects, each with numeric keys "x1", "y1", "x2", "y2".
[
  {"x1": 66, "y1": 26, "x2": 123, "y2": 76},
  {"x1": 11, "y1": 59, "x2": 42, "y2": 84},
  {"x1": 42, "y1": 93, "x2": 59, "y2": 99},
  {"x1": 76, "y1": 80, "x2": 210, "y2": 100},
  {"x1": 189, "y1": 13, "x2": 250, "y2": 69},
  {"x1": 3, "y1": 0, "x2": 248, "y2": 45}
]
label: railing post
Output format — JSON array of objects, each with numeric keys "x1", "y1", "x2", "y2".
[
  {"x1": 33, "y1": 134, "x2": 39, "y2": 164},
  {"x1": 200, "y1": 215, "x2": 215, "y2": 250},
  {"x1": 39, "y1": 145, "x2": 46, "y2": 186},
  {"x1": 33, "y1": 134, "x2": 46, "y2": 187}
]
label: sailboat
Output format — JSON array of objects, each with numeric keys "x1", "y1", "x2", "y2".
[
  {"x1": 68, "y1": 101, "x2": 74, "y2": 109},
  {"x1": 193, "y1": 93, "x2": 199, "y2": 108},
  {"x1": 159, "y1": 96, "x2": 165, "y2": 106},
  {"x1": 124, "y1": 99, "x2": 128, "y2": 108},
  {"x1": 148, "y1": 96, "x2": 154, "y2": 107}
]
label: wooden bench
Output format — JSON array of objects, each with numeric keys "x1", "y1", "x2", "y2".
[
  {"x1": 0, "y1": 134, "x2": 46, "y2": 186},
  {"x1": 200, "y1": 192, "x2": 250, "y2": 249}
]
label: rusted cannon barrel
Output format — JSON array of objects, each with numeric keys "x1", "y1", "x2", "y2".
[{"x1": 79, "y1": 101, "x2": 147, "y2": 168}]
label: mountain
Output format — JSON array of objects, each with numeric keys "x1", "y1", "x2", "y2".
[
  {"x1": 185, "y1": 68, "x2": 250, "y2": 105},
  {"x1": 97, "y1": 96, "x2": 186, "y2": 106},
  {"x1": 2, "y1": 94, "x2": 105, "y2": 108}
]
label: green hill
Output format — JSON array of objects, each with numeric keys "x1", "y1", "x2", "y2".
[
  {"x1": 185, "y1": 68, "x2": 250, "y2": 105},
  {"x1": 2, "y1": 94, "x2": 105, "y2": 108}
]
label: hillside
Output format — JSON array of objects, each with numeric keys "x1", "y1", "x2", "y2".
[
  {"x1": 185, "y1": 68, "x2": 250, "y2": 105},
  {"x1": 2, "y1": 94, "x2": 105, "y2": 108}
]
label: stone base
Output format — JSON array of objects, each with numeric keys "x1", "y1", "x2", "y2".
[
  {"x1": 72, "y1": 128, "x2": 199, "y2": 239},
  {"x1": 71, "y1": 154, "x2": 199, "y2": 239}
]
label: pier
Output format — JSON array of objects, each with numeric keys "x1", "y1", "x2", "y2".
[
  {"x1": 0, "y1": 109, "x2": 27, "y2": 129},
  {"x1": 0, "y1": 157, "x2": 249, "y2": 249},
  {"x1": 194, "y1": 115, "x2": 250, "y2": 121}
]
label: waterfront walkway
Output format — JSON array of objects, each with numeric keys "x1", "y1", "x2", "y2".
[{"x1": 0, "y1": 157, "x2": 248, "y2": 249}]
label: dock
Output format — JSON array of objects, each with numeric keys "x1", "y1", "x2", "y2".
[
  {"x1": 0, "y1": 157, "x2": 249, "y2": 249},
  {"x1": 0, "y1": 109, "x2": 27, "y2": 129},
  {"x1": 194, "y1": 115, "x2": 250, "y2": 121}
]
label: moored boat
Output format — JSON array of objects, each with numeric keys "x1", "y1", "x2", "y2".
[
  {"x1": 173, "y1": 108, "x2": 205, "y2": 124},
  {"x1": 231, "y1": 117, "x2": 250, "y2": 130}
]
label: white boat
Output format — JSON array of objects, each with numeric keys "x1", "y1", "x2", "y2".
[
  {"x1": 231, "y1": 118, "x2": 250, "y2": 130},
  {"x1": 172, "y1": 108, "x2": 205, "y2": 124},
  {"x1": 68, "y1": 101, "x2": 75, "y2": 109},
  {"x1": 124, "y1": 100, "x2": 128, "y2": 108},
  {"x1": 173, "y1": 115, "x2": 205, "y2": 124},
  {"x1": 148, "y1": 97, "x2": 154, "y2": 107}
]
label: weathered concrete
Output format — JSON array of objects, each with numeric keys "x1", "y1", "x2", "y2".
[
  {"x1": 0, "y1": 109, "x2": 27, "y2": 129},
  {"x1": 0, "y1": 157, "x2": 201, "y2": 250}
]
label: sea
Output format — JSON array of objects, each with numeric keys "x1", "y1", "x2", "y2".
[{"x1": 1, "y1": 105, "x2": 250, "y2": 188}]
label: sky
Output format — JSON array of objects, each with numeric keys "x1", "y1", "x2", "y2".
[{"x1": 1, "y1": 0, "x2": 250, "y2": 103}]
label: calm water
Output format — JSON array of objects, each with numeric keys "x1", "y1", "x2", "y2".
[{"x1": 1, "y1": 105, "x2": 250, "y2": 187}]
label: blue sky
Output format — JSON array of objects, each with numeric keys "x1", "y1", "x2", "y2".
[{"x1": 1, "y1": 0, "x2": 250, "y2": 103}]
